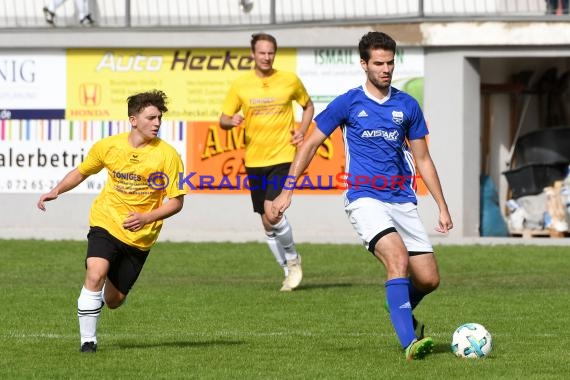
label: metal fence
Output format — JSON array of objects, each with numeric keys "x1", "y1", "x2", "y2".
[{"x1": 0, "y1": 0, "x2": 565, "y2": 28}]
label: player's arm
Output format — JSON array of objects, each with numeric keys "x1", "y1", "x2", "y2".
[
  {"x1": 292, "y1": 99, "x2": 315, "y2": 146},
  {"x1": 271, "y1": 126, "x2": 328, "y2": 218},
  {"x1": 409, "y1": 137, "x2": 453, "y2": 233},
  {"x1": 37, "y1": 168, "x2": 88, "y2": 211},
  {"x1": 219, "y1": 112, "x2": 244, "y2": 130},
  {"x1": 220, "y1": 84, "x2": 242, "y2": 130},
  {"x1": 122, "y1": 195, "x2": 184, "y2": 232}
]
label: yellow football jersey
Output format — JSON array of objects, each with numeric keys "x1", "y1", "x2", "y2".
[
  {"x1": 78, "y1": 133, "x2": 186, "y2": 250},
  {"x1": 221, "y1": 69, "x2": 311, "y2": 167}
]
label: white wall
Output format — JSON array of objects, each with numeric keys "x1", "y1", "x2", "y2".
[
  {"x1": 422, "y1": 50, "x2": 481, "y2": 236},
  {"x1": 3, "y1": 193, "x2": 359, "y2": 244}
]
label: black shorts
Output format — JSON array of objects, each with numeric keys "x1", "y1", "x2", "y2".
[
  {"x1": 86, "y1": 226, "x2": 150, "y2": 295},
  {"x1": 246, "y1": 162, "x2": 291, "y2": 214}
]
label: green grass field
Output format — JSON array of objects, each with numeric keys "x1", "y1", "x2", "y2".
[{"x1": 1, "y1": 240, "x2": 568, "y2": 379}]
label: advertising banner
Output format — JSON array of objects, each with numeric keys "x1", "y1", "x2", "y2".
[
  {"x1": 0, "y1": 119, "x2": 186, "y2": 193},
  {"x1": 297, "y1": 47, "x2": 425, "y2": 113},
  {"x1": 65, "y1": 48, "x2": 346, "y2": 194},
  {"x1": 66, "y1": 48, "x2": 295, "y2": 121},
  {"x1": 0, "y1": 51, "x2": 66, "y2": 119},
  {"x1": 187, "y1": 121, "x2": 344, "y2": 193},
  {"x1": 1, "y1": 47, "x2": 425, "y2": 195}
]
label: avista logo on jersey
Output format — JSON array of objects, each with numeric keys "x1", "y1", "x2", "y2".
[
  {"x1": 360, "y1": 129, "x2": 399, "y2": 141},
  {"x1": 392, "y1": 110, "x2": 404, "y2": 125}
]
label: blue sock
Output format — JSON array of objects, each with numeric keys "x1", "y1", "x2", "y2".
[
  {"x1": 385, "y1": 278, "x2": 416, "y2": 348},
  {"x1": 408, "y1": 281, "x2": 427, "y2": 310}
]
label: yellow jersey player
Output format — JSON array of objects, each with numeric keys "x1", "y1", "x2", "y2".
[
  {"x1": 220, "y1": 33, "x2": 314, "y2": 291},
  {"x1": 37, "y1": 90, "x2": 186, "y2": 353}
]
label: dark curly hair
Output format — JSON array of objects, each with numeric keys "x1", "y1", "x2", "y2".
[
  {"x1": 358, "y1": 32, "x2": 396, "y2": 63},
  {"x1": 127, "y1": 90, "x2": 168, "y2": 117}
]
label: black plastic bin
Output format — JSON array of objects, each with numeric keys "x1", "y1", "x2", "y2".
[
  {"x1": 503, "y1": 162, "x2": 568, "y2": 199},
  {"x1": 512, "y1": 127, "x2": 570, "y2": 168}
]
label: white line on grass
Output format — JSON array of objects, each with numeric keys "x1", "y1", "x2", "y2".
[{"x1": 5, "y1": 330, "x2": 467, "y2": 340}]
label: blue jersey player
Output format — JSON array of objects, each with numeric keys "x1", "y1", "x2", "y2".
[{"x1": 271, "y1": 31, "x2": 453, "y2": 360}]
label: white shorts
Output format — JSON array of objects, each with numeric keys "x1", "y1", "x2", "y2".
[{"x1": 344, "y1": 197, "x2": 433, "y2": 254}]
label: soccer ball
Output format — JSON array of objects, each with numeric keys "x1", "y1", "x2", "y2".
[{"x1": 451, "y1": 323, "x2": 492, "y2": 358}]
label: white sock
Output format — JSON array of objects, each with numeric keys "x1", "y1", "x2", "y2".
[
  {"x1": 48, "y1": 0, "x2": 66, "y2": 13},
  {"x1": 77, "y1": 286, "x2": 104, "y2": 345},
  {"x1": 74, "y1": 0, "x2": 90, "y2": 19},
  {"x1": 101, "y1": 281, "x2": 107, "y2": 305},
  {"x1": 265, "y1": 231, "x2": 288, "y2": 276},
  {"x1": 272, "y1": 216, "x2": 298, "y2": 261}
]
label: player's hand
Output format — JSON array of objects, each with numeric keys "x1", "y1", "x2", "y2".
[
  {"x1": 435, "y1": 209, "x2": 453, "y2": 233},
  {"x1": 232, "y1": 114, "x2": 244, "y2": 127},
  {"x1": 271, "y1": 193, "x2": 292, "y2": 219},
  {"x1": 291, "y1": 129, "x2": 305, "y2": 147},
  {"x1": 37, "y1": 191, "x2": 58, "y2": 211},
  {"x1": 123, "y1": 212, "x2": 147, "y2": 232}
]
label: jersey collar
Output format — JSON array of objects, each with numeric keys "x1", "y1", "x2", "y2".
[{"x1": 362, "y1": 84, "x2": 391, "y2": 105}]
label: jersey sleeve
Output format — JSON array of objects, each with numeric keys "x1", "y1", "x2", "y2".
[
  {"x1": 406, "y1": 97, "x2": 429, "y2": 140},
  {"x1": 163, "y1": 147, "x2": 187, "y2": 199},
  {"x1": 220, "y1": 81, "x2": 242, "y2": 116},
  {"x1": 77, "y1": 140, "x2": 105, "y2": 176},
  {"x1": 292, "y1": 75, "x2": 311, "y2": 108},
  {"x1": 314, "y1": 93, "x2": 349, "y2": 136}
]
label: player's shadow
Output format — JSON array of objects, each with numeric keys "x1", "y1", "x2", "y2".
[
  {"x1": 432, "y1": 342, "x2": 452, "y2": 355},
  {"x1": 116, "y1": 339, "x2": 245, "y2": 350}
]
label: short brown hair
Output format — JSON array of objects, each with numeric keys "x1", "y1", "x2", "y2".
[
  {"x1": 127, "y1": 90, "x2": 168, "y2": 117},
  {"x1": 250, "y1": 33, "x2": 277, "y2": 52}
]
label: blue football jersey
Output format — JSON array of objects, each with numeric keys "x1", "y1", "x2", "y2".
[{"x1": 314, "y1": 85, "x2": 429, "y2": 205}]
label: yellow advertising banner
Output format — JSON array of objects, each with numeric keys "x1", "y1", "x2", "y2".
[
  {"x1": 187, "y1": 121, "x2": 345, "y2": 194},
  {"x1": 66, "y1": 48, "x2": 296, "y2": 121},
  {"x1": 66, "y1": 48, "x2": 346, "y2": 193},
  {"x1": 65, "y1": 48, "x2": 422, "y2": 196}
]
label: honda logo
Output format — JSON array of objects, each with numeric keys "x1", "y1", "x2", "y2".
[{"x1": 78, "y1": 83, "x2": 102, "y2": 106}]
